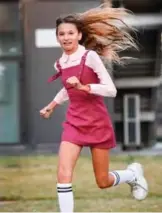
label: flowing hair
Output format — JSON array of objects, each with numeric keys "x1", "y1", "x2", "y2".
[
  {"x1": 19, "y1": 1, "x2": 138, "y2": 64},
  {"x1": 56, "y1": 4, "x2": 138, "y2": 64}
]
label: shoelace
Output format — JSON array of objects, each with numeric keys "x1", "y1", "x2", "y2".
[{"x1": 129, "y1": 179, "x2": 148, "y2": 192}]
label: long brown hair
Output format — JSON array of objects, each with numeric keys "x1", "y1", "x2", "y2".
[{"x1": 56, "y1": 4, "x2": 138, "y2": 64}]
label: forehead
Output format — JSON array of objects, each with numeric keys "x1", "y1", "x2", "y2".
[{"x1": 57, "y1": 23, "x2": 78, "y2": 32}]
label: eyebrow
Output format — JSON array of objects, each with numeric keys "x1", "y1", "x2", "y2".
[{"x1": 58, "y1": 30, "x2": 75, "y2": 33}]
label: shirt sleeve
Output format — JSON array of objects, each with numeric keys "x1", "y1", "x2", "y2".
[
  {"x1": 53, "y1": 62, "x2": 69, "y2": 104},
  {"x1": 87, "y1": 51, "x2": 117, "y2": 97},
  {"x1": 53, "y1": 87, "x2": 69, "y2": 105}
]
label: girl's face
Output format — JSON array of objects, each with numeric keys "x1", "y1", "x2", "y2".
[{"x1": 57, "y1": 23, "x2": 82, "y2": 54}]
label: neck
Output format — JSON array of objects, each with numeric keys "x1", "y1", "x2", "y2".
[{"x1": 64, "y1": 44, "x2": 79, "y2": 55}]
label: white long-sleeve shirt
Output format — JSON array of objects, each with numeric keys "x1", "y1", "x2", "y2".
[{"x1": 53, "y1": 45, "x2": 117, "y2": 104}]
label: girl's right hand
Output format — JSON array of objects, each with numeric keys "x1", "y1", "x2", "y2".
[{"x1": 40, "y1": 106, "x2": 53, "y2": 119}]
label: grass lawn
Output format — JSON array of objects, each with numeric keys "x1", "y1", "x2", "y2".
[{"x1": 0, "y1": 154, "x2": 162, "y2": 212}]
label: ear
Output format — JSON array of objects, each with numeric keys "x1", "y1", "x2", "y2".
[{"x1": 78, "y1": 32, "x2": 82, "y2": 41}]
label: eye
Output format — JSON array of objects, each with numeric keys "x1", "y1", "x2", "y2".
[
  {"x1": 69, "y1": 31, "x2": 74, "y2": 34},
  {"x1": 58, "y1": 32, "x2": 64, "y2": 36}
]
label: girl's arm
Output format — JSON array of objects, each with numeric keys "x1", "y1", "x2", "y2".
[
  {"x1": 86, "y1": 51, "x2": 117, "y2": 97},
  {"x1": 53, "y1": 87, "x2": 69, "y2": 105},
  {"x1": 52, "y1": 62, "x2": 69, "y2": 105}
]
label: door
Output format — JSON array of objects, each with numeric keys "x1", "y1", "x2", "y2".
[
  {"x1": 0, "y1": 61, "x2": 20, "y2": 143},
  {"x1": 0, "y1": 1, "x2": 22, "y2": 143}
]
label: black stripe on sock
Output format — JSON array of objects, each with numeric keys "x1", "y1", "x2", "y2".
[
  {"x1": 57, "y1": 189, "x2": 72, "y2": 193},
  {"x1": 112, "y1": 171, "x2": 120, "y2": 186},
  {"x1": 113, "y1": 171, "x2": 120, "y2": 185},
  {"x1": 57, "y1": 186, "x2": 72, "y2": 190}
]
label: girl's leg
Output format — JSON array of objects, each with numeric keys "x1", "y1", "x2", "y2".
[
  {"x1": 90, "y1": 148, "x2": 114, "y2": 188},
  {"x1": 57, "y1": 141, "x2": 82, "y2": 212},
  {"x1": 90, "y1": 147, "x2": 148, "y2": 200}
]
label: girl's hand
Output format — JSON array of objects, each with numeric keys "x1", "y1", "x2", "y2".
[
  {"x1": 40, "y1": 106, "x2": 53, "y2": 119},
  {"x1": 66, "y1": 76, "x2": 82, "y2": 89},
  {"x1": 66, "y1": 76, "x2": 91, "y2": 93},
  {"x1": 40, "y1": 101, "x2": 57, "y2": 119}
]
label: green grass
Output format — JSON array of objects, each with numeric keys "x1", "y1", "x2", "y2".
[{"x1": 0, "y1": 155, "x2": 162, "y2": 212}]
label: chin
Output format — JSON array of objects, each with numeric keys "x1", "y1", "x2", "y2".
[{"x1": 64, "y1": 47, "x2": 73, "y2": 52}]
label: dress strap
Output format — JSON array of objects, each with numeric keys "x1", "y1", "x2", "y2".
[
  {"x1": 56, "y1": 59, "x2": 62, "y2": 71},
  {"x1": 47, "y1": 59, "x2": 62, "y2": 83},
  {"x1": 78, "y1": 50, "x2": 90, "y2": 80},
  {"x1": 81, "y1": 50, "x2": 90, "y2": 66}
]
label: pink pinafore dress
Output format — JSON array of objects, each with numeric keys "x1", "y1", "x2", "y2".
[{"x1": 48, "y1": 51, "x2": 116, "y2": 149}]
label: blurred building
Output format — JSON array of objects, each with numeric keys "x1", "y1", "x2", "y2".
[
  {"x1": 112, "y1": 0, "x2": 162, "y2": 149},
  {"x1": 156, "y1": 32, "x2": 162, "y2": 141},
  {"x1": 0, "y1": 0, "x2": 162, "y2": 152},
  {"x1": 107, "y1": 0, "x2": 162, "y2": 150}
]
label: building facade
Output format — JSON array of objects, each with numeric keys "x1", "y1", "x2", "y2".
[
  {"x1": 0, "y1": 0, "x2": 162, "y2": 152},
  {"x1": 112, "y1": 0, "x2": 162, "y2": 149},
  {"x1": 0, "y1": 1, "x2": 22, "y2": 145}
]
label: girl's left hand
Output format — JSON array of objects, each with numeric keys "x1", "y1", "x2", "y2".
[
  {"x1": 66, "y1": 76, "x2": 91, "y2": 93},
  {"x1": 66, "y1": 76, "x2": 82, "y2": 89}
]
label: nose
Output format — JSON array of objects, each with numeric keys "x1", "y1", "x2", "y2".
[{"x1": 63, "y1": 34, "x2": 69, "y2": 40}]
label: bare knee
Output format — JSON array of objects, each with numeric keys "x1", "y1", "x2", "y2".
[
  {"x1": 57, "y1": 166, "x2": 73, "y2": 183},
  {"x1": 97, "y1": 180, "x2": 109, "y2": 189},
  {"x1": 96, "y1": 176, "x2": 111, "y2": 189}
]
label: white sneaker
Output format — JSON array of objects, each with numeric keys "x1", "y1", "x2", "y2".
[{"x1": 127, "y1": 163, "x2": 148, "y2": 201}]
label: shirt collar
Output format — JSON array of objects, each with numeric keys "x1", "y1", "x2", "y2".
[{"x1": 60, "y1": 45, "x2": 86, "y2": 63}]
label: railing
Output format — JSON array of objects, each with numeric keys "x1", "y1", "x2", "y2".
[{"x1": 114, "y1": 58, "x2": 156, "y2": 78}]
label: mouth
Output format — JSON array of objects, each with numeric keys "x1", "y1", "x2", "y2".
[{"x1": 63, "y1": 42, "x2": 72, "y2": 46}]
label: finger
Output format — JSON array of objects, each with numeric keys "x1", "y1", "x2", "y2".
[
  {"x1": 46, "y1": 109, "x2": 51, "y2": 112},
  {"x1": 70, "y1": 82, "x2": 77, "y2": 86},
  {"x1": 66, "y1": 80, "x2": 71, "y2": 84},
  {"x1": 67, "y1": 81, "x2": 74, "y2": 85},
  {"x1": 40, "y1": 111, "x2": 46, "y2": 115}
]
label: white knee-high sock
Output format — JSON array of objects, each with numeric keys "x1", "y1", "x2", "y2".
[
  {"x1": 57, "y1": 183, "x2": 74, "y2": 212},
  {"x1": 109, "y1": 170, "x2": 135, "y2": 186}
]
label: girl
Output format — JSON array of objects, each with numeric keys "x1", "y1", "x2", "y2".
[{"x1": 40, "y1": 5, "x2": 148, "y2": 212}]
